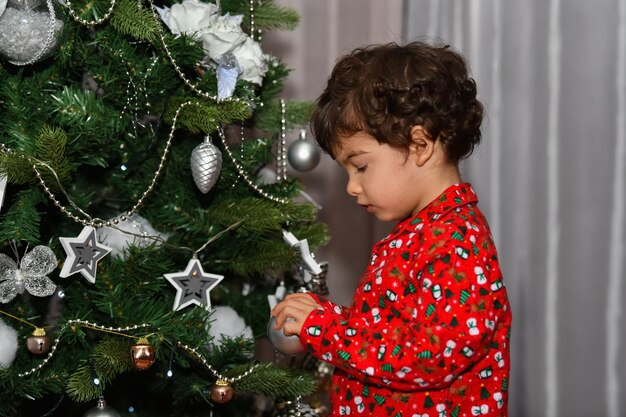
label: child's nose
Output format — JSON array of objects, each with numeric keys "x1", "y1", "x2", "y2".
[{"x1": 346, "y1": 176, "x2": 361, "y2": 196}]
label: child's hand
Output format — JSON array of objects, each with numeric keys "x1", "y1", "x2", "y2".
[{"x1": 271, "y1": 293, "x2": 322, "y2": 336}]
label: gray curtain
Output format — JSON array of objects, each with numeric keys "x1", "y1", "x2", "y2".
[{"x1": 406, "y1": 1, "x2": 626, "y2": 417}]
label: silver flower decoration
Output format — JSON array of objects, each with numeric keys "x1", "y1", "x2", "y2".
[{"x1": 0, "y1": 245, "x2": 58, "y2": 303}]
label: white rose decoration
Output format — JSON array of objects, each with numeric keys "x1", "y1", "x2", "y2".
[
  {"x1": 157, "y1": 0, "x2": 268, "y2": 86},
  {"x1": 156, "y1": 0, "x2": 219, "y2": 36},
  {"x1": 199, "y1": 13, "x2": 247, "y2": 61},
  {"x1": 231, "y1": 37, "x2": 268, "y2": 85}
]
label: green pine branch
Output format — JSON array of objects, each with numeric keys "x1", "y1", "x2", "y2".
[
  {"x1": 0, "y1": 188, "x2": 44, "y2": 243},
  {"x1": 110, "y1": 0, "x2": 160, "y2": 43},
  {"x1": 230, "y1": 363, "x2": 317, "y2": 398}
]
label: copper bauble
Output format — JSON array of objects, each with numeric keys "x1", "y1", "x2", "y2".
[
  {"x1": 130, "y1": 337, "x2": 155, "y2": 370},
  {"x1": 26, "y1": 327, "x2": 51, "y2": 355},
  {"x1": 210, "y1": 379, "x2": 234, "y2": 403}
]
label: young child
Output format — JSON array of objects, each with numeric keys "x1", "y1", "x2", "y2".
[{"x1": 272, "y1": 41, "x2": 512, "y2": 417}]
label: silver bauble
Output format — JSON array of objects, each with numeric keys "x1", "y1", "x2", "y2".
[
  {"x1": 82, "y1": 396, "x2": 121, "y2": 417},
  {"x1": 287, "y1": 130, "x2": 321, "y2": 172},
  {"x1": 190, "y1": 138, "x2": 222, "y2": 194},
  {"x1": 267, "y1": 316, "x2": 306, "y2": 356},
  {"x1": 0, "y1": 0, "x2": 64, "y2": 65}
]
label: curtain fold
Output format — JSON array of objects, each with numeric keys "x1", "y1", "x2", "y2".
[{"x1": 406, "y1": 1, "x2": 626, "y2": 417}]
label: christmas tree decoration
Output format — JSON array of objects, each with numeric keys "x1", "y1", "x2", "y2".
[
  {"x1": 164, "y1": 258, "x2": 224, "y2": 311},
  {"x1": 0, "y1": 171, "x2": 6, "y2": 212},
  {"x1": 210, "y1": 379, "x2": 234, "y2": 403},
  {"x1": 82, "y1": 396, "x2": 121, "y2": 417},
  {"x1": 287, "y1": 130, "x2": 321, "y2": 172},
  {"x1": 0, "y1": 317, "x2": 18, "y2": 368},
  {"x1": 267, "y1": 316, "x2": 305, "y2": 356},
  {"x1": 282, "y1": 230, "x2": 323, "y2": 276},
  {"x1": 59, "y1": 226, "x2": 112, "y2": 283},
  {"x1": 97, "y1": 214, "x2": 167, "y2": 259},
  {"x1": 216, "y1": 53, "x2": 241, "y2": 100},
  {"x1": 26, "y1": 327, "x2": 51, "y2": 355},
  {"x1": 0, "y1": 0, "x2": 64, "y2": 65},
  {"x1": 190, "y1": 137, "x2": 223, "y2": 194},
  {"x1": 130, "y1": 337, "x2": 156, "y2": 370},
  {"x1": 155, "y1": 0, "x2": 267, "y2": 86},
  {"x1": 207, "y1": 306, "x2": 253, "y2": 349},
  {"x1": 0, "y1": 245, "x2": 58, "y2": 303},
  {"x1": 276, "y1": 398, "x2": 320, "y2": 417}
]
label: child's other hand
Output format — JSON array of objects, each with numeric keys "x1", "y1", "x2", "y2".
[{"x1": 271, "y1": 293, "x2": 322, "y2": 336}]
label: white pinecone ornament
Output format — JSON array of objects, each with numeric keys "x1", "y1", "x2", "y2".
[{"x1": 190, "y1": 138, "x2": 222, "y2": 193}]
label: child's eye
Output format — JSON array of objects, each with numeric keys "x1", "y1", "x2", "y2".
[{"x1": 356, "y1": 164, "x2": 368, "y2": 172}]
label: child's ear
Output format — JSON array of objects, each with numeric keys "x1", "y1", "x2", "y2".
[{"x1": 409, "y1": 125, "x2": 435, "y2": 167}]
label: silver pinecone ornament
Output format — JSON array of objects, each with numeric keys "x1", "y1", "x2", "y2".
[{"x1": 190, "y1": 137, "x2": 222, "y2": 194}]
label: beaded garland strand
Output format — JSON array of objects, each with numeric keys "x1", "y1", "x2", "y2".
[{"x1": 0, "y1": 312, "x2": 260, "y2": 383}]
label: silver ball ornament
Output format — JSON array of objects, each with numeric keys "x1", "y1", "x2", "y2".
[
  {"x1": 287, "y1": 130, "x2": 321, "y2": 172},
  {"x1": 267, "y1": 316, "x2": 306, "y2": 356},
  {"x1": 0, "y1": 0, "x2": 64, "y2": 65},
  {"x1": 82, "y1": 396, "x2": 121, "y2": 417},
  {"x1": 190, "y1": 138, "x2": 222, "y2": 193}
]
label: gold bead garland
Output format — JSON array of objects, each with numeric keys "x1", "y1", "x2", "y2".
[
  {"x1": 1, "y1": 314, "x2": 260, "y2": 384},
  {"x1": 64, "y1": 0, "x2": 117, "y2": 26},
  {"x1": 0, "y1": 101, "x2": 194, "y2": 229},
  {"x1": 217, "y1": 127, "x2": 289, "y2": 204},
  {"x1": 177, "y1": 342, "x2": 260, "y2": 384}
]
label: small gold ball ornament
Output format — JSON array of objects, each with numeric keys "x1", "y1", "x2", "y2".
[
  {"x1": 210, "y1": 379, "x2": 234, "y2": 403},
  {"x1": 26, "y1": 327, "x2": 51, "y2": 355},
  {"x1": 130, "y1": 337, "x2": 155, "y2": 370}
]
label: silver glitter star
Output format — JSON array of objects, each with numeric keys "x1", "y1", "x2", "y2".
[
  {"x1": 59, "y1": 226, "x2": 112, "y2": 283},
  {"x1": 164, "y1": 258, "x2": 224, "y2": 311}
]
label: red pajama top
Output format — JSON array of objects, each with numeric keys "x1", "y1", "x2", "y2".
[{"x1": 301, "y1": 183, "x2": 511, "y2": 417}]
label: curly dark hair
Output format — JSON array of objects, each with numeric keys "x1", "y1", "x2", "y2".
[{"x1": 310, "y1": 41, "x2": 484, "y2": 163}]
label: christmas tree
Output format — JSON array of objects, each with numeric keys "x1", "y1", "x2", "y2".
[{"x1": 0, "y1": 0, "x2": 329, "y2": 415}]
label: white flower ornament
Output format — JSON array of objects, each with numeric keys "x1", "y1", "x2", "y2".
[{"x1": 0, "y1": 246, "x2": 57, "y2": 303}]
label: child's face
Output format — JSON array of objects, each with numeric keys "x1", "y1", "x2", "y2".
[{"x1": 336, "y1": 132, "x2": 425, "y2": 222}]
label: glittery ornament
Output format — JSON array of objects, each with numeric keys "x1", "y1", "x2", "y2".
[
  {"x1": 26, "y1": 327, "x2": 51, "y2": 355},
  {"x1": 216, "y1": 52, "x2": 241, "y2": 100},
  {"x1": 82, "y1": 396, "x2": 121, "y2": 417},
  {"x1": 190, "y1": 137, "x2": 222, "y2": 194},
  {"x1": 267, "y1": 316, "x2": 305, "y2": 356},
  {"x1": 130, "y1": 337, "x2": 155, "y2": 370},
  {"x1": 0, "y1": 0, "x2": 64, "y2": 65},
  {"x1": 210, "y1": 379, "x2": 234, "y2": 403},
  {"x1": 0, "y1": 245, "x2": 57, "y2": 304},
  {"x1": 287, "y1": 130, "x2": 321, "y2": 172}
]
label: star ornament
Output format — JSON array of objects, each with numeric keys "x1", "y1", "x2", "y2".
[
  {"x1": 164, "y1": 258, "x2": 224, "y2": 311},
  {"x1": 59, "y1": 226, "x2": 112, "y2": 283}
]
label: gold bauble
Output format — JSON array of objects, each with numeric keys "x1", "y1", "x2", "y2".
[
  {"x1": 26, "y1": 327, "x2": 51, "y2": 355},
  {"x1": 130, "y1": 337, "x2": 155, "y2": 370},
  {"x1": 210, "y1": 379, "x2": 234, "y2": 403}
]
